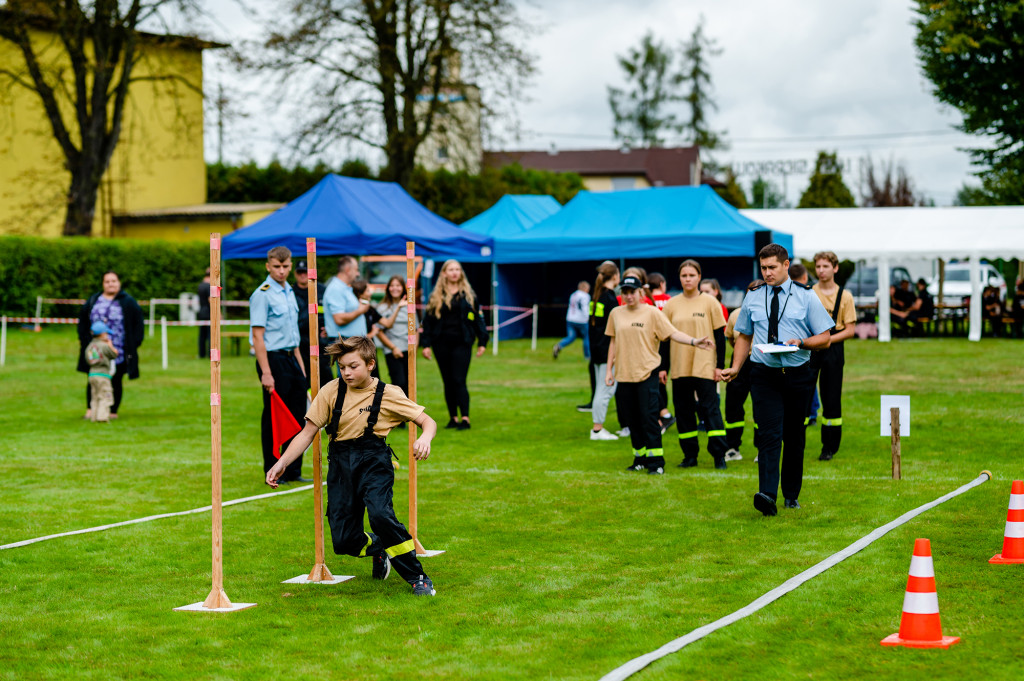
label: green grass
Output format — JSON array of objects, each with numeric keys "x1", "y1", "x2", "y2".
[{"x1": 1, "y1": 327, "x2": 1022, "y2": 680}]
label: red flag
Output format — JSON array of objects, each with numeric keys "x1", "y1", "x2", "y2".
[{"x1": 270, "y1": 389, "x2": 302, "y2": 458}]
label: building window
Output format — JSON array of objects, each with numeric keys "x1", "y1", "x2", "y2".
[
  {"x1": 611, "y1": 177, "x2": 637, "y2": 191},
  {"x1": 437, "y1": 146, "x2": 449, "y2": 161}
]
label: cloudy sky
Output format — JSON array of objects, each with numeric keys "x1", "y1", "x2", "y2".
[{"x1": 203, "y1": 0, "x2": 982, "y2": 206}]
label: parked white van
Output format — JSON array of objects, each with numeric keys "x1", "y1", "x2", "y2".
[{"x1": 927, "y1": 263, "x2": 1006, "y2": 302}]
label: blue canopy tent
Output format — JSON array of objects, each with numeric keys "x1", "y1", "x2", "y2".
[
  {"x1": 221, "y1": 175, "x2": 494, "y2": 261},
  {"x1": 486, "y1": 186, "x2": 793, "y2": 340},
  {"x1": 461, "y1": 195, "x2": 562, "y2": 338}
]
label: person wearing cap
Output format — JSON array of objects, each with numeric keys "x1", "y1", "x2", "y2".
[
  {"x1": 250, "y1": 246, "x2": 309, "y2": 483},
  {"x1": 293, "y1": 259, "x2": 333, "y2": 388},
  {"x1": 606, "y1": 274, "x2": 712, "y2": 475},
  {"x1": 722, "y1": 244, "x2": 834, "y2": 516},
  {"x1": 84, "y1": 321, "x2": 119, "y2": 422}
]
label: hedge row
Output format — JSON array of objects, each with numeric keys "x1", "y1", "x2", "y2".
[{"x1": 0, "y1": 237, "x2": 268, "y2": 318}]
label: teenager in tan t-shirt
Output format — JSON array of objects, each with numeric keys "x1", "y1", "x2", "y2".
[
  {"x1": 266, "y1": 336, "x2": 440, "y2": 597},
  {"x1": 606, "y1": 275, "x2": 712, "y2": 475},
  {"x1": 810, "y1": 251, "x2": 857, "y2": 462},
  {"x1": 662, "y1": 259, "x2": 730, "y2": 469}
]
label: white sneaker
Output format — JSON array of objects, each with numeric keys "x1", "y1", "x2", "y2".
[
  {"x1": 590, "y1": 428, "x2": 618, "y2": 441},
  {"x1": 724, "y1": 448, "x2": 743, "y2": 462},
  {"x1": 616, "y1": 426, "x2": 631, "y2": 437},
  {"x1": 753, "y1": 454, "x2": 759, "y2": 463}
]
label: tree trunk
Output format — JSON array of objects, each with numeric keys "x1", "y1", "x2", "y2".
[{"x1": 64, "y1": 165, "x2": 101, "y2": 236}]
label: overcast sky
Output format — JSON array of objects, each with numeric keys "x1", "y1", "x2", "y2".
[{"x1": 203, "y1": 0, "x2": 982, "y2": 206}]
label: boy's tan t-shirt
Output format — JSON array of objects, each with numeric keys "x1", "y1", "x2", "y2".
[
  {"x1": 662, "y1": 292, "x2": 726, "y2": 380},
  {"x1": 725, "y1": 307, "x2": 740, "y2": 344},
  {"x1": 812, "y1": 283, "x2": 857, "y2": 332},
  {"x1": 605, "y1": 305, "x2": 678, "y2": 383},
  {"x1": 306, "y1": 378, "x2": 424, "y2": 441}
]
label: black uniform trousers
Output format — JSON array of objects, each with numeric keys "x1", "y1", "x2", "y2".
[
  {"x1": 434, "y1": 341, "x2": 472, "y2": 419},
  {"x1": 384, "y1": 352, "x2": 409, "y2": 397},
  {"x1": 673, "y1": 376, "x2": 728, "y2": 463},
  {"x1": 256, "y1": 351, "x2": 305, "y2": 480},
  {"x1": 724, "y1": 359, "x2": 756, "y2": 451},
  {"x1": 326, "y1": 435, "x2": 426, "y2": 583},
  {"x1": 198, "y1": 325, "x2": 210, "y2": 358},
  {"x1": 618, "y1": 372, "x2": 665, "y2": 470},
  {"x1": 750, "y1": 362, "x2": 814, "y2": 502},
  {"x1": 809, "y1": 341, "x2": 845, "y2": 456},
  {"x1": 85, "y1": 361, "x2": 128, "y2": 415}
]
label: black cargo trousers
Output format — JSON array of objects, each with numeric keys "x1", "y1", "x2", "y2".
[{"x1": 326, "y1": 435, "x2": 427, "y2": 583}]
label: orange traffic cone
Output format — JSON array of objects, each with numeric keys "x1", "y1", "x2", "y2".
[
  {"x1": 990, "y1": 480, "x2": 1024, "y2": 564},
  {"x1": 881, "y1": 538, "x2": 960, "y2": 649}
]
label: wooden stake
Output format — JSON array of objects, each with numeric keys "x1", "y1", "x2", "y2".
[
  {"x1": 305, "y1": 238, "x2": 334, "y2": 582},
  {"x1": 406, "y1": 242, "x2": 426, "y2": 554},
  {"x1": 891, "y1": 407, "x2": 902, "y2": 480},
  {"x1": 203, "y1": 233, "x2": 232, "y2": 609}
]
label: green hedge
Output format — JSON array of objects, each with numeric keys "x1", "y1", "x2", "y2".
[{"x1": 0, "y1": 237, "x2": 268, "y2": 318}]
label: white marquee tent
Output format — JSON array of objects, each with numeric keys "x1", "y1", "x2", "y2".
[{"x1": 739, "y1": 206, "x2": 1024, "y2": 342}]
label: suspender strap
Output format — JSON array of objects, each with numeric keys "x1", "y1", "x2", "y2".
[
  {"x1": 326, "y1": 379, "x2": 347, "y2": 439},
  {"x1": 363, "y1": 379, "x2": 387, "y2": 438}
]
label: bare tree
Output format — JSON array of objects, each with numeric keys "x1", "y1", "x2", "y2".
[
  {"x1": 860, "y1": 156, "x2": 924, "y2": 207},
  {"x1": 241, "y1": 0, "x2": 536, "y2": 187},
  {"x1": 0, "y1": 1, "x2": 201, "y2": 236}
]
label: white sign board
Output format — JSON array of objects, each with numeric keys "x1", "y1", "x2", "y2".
[{"x1": 880, "y1": 395, "x2": 910, "y2": 437}]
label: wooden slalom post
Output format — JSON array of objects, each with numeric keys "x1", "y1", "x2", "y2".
[
  {"x1": 175, "y1": 233, "x2": 255, "y2": 612},
  {"x1": 891, "y1": 407, "x2": 902, "y2": 480},
  {"x1": 283, "y1": 238, "x2": 351, "y2": 585},
  {"x1": 407, "y1": 242, "x2": 444, "y2": 558}
]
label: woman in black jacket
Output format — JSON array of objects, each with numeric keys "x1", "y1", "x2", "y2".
[
  {"x1": 77, "y1": 271, "x2": 145, "y2": 418},
  {"x1": 421, "y1": 259, "x2": 488, "y2": 430}
]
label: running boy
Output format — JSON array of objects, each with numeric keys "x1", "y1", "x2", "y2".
[
  {"x1": 267, "y1": 336, "x2": 439, "y2": 596},
  {"x1": 85, "y1": 321, "x2": 119, "y2": 422},
  {"x1": 607, "y1": 275, "x2": 713, "y2": 474}
]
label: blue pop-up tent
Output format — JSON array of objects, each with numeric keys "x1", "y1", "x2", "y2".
[
  {"x1": 461, "y1": 195, "x2": 561, "y2": 237},
  {"x1": 493, "y1": 185, "x2": 790, "y2": 263},
  {"x1": 221, "y1": 174, "x2": 494, "y2": 261}
]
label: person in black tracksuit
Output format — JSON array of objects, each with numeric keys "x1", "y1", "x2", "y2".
[
  {"x1": 267, "y1": 336, "x2": 440, "y2": 596},
  {"x1": 293, "y1": 260, "x2": 334, "y2": 389},
  {"x1": 198, "y1": 269, "x2": 211, "y2": 358},
  {"x1": 420, "y1": 260, "x2": 489, "y2": 430}
]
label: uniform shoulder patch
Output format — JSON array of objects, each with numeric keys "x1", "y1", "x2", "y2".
[
  {"x1": 748, "y1": 281, "x2": 765, "y2": 291},
  {"x1": 796, "y1": 282, "x2": 813, "y2": 290},
  {"x1": 259, "y1": 284, "x2": 271, "y2": 291}
]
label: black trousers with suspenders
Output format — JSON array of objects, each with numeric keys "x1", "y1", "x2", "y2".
[
  {"x1": 724, "y1": 358, "x2": 756, "y2": 452},
  {"x1": 325, "y1": 380, "x2": 427, "y2": 583},
  {"x1": 673, "y1": 376, "x2": 728, "y2": 464},
  {"x1": 809, "y1": 287, "x2": 846, "y2": 457},
  {"x1": 619, "y1": 372, "x2": 665, "y2": 471}
]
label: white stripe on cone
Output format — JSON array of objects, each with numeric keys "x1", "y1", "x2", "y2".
[
  {"x1": 1004, "y1": 520, "x2": 1024, "y2": 539},
  {"x1": 902, "y1": 591, "x2": 940, "y2": 615},
  {"x1": 908, "y1": 555, "x2": 935, "y2": 578},
  {"x1": 1009, "y1": 494, "x2": 1024, "y2": 510}
]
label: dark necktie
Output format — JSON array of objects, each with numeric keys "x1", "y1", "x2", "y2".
[{"x1": 768, "y1": 286, "x2": 782, "y2": 343}]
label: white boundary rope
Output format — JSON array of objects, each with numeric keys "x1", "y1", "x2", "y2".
[
  {"x1": 599, "y1": 471, "x2": 992, "y2": 681},
  {"x1": 0, "y1": 483, "x2": 319, "y2": 551}
]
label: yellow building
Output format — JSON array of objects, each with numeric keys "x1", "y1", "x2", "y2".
[{"x1": 0, "y1": 14, "x2": 221, "y2": 238}]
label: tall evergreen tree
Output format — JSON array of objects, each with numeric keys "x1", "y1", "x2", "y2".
[
  {"x1": 798, "y1": 151, "x2": 856, "y2": 208},
  {"x1": 607, "y1": 32, "x2": 684, "y2": 147},
  {"x1": 680, "y1": 16, "x2": 726, "y2": 151}
]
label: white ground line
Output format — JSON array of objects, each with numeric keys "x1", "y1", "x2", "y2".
[
  {"x1": 599, "y1": 471, "x2": 992, "y2": 681},
  {"x1": 0, "y1": 483, "x2": 318, "y2": 551}
]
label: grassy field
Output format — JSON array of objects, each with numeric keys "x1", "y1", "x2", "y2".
[{"x1": 1, "y1": 326, "x2": 1022, "y2": 680}]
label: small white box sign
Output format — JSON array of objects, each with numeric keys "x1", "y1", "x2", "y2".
[{"x1": 880, "y1": 395, "x2": 910, "y2": 437}]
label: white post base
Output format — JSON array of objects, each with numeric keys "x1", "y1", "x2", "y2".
[
  {"x1": 417, "y1": 549, "x2": 446, "y2": 558},
  {"x1": 174, "y1": 601, "x2": 257, "y2": 613},
  {"x1": 281, "y1": 574, "x2": 354, "y2": 585}
]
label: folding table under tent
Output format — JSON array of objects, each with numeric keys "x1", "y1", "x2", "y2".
[
  {"x1": 742, "y1": 205, "x2": 1024, "y2": 342},
  {"x1": 220, "y1": 174, "x2": 494, "y2": 262}
]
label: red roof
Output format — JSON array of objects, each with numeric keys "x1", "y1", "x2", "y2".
[{"x1": 483, "y1": 146, "x2": 703, "y2": 187}]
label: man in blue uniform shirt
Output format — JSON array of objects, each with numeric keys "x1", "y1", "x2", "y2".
[
  {"x1": 250, "y1": 246, "x2": 309, "y2": 483},
  {"x1": 722, "y1": 244, "x2": 834, "y2": 516},
  {"x1": 323, "y1": 255, "x2": 369, "y2": 342}
]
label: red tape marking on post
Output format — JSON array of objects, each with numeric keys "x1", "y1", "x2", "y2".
[
  {"x1": 308, "y1": 268, "x2": 317, "y2": 279},
  {"x1": 210, "y1": 349, "x2": 220, "y2": 362},
  {"x1": 307, "y1": 241, "x2": 316, "y2": 253},
  {"x1": 310, "y1": 345, "x2": 319, "y2": 355},
  {"x1": 210, "y1": 236, "x2": 220, "y2": 250},
  {"x1": 406, "y1": 278, "x2": 414, "y2": 289},
  {"x1": 210, "y1": 393, "x2": 221, "y2": 406},
  {"x1": 408, "y1": 334, "x2": 417, "y2": 345},
  {"x1": 210, "y1": 286, "x2": 221, "y2": 298},
  {"x1": 406, "y1": 249, "x2": 414, "y2": 258},
  {"x1": 308, "y1": 303, "x2": 317, "y2": 314}
]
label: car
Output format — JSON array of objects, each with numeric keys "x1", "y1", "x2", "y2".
[
  {"x1": 842, "y1": 265, "x2": 913, "y2": 308},
  {"x1": 360, "y1": 255, "x2": 424, "y2": 301},
  {"x1": 927, "y1": 262, "x2": 1006, "y2": 303}
]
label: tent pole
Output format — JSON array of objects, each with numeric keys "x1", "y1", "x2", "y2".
[
  {"x1": 968, "y1": 255, "x2": 982, "y2": 342},
  {"x1": 877, "y1": 256, "x2": 891, "y2": 343},
  {"x1": 492, "y1": 262, "x2": 499, "y2": 356}
]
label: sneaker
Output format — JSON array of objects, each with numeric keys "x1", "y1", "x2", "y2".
[
  {"x1": 576, "y1": 403, "x2": 593, "y2": 412},
  {"x1": 590, "y1": 428, "x2": 618, "y2": 441},
  {"x1": 552, "y1": 344, "x2": 561, "y2": 359},
  {"x1": 457, "y1": 420, "x2": 471, "y2": 430},
  {"x1": 647, "y1": 466, "x2": 664, "y2": 475},
  {"x1": 444, "y1": 419, "x2": 459, "y2": 429},
  {"x1": 411, "y1": 575, "x2": 435, "y2": 596},
  {"x1": 714, "y1": 457, "x2": 728, "y2": 470},
  {"x1": 818, "y1": 451, "x2": 834, "y2": 461},
  {"x1": 723, "y1": 448, "x2": 743, "y2": 462},
  {"x1": 625, "y1": 463, "x2": 646, "y2": 472},
  {"x1": 753, "y1": 454, "x2": 759, "y2": 463},
  {"x1": 659, "y1": 414, "x2": 676, "y2": 435},
  {"x1": 372, "y1": 553, "x2": 391, "y2": 581},
  {"x1": 616, "y1": 427, "x2": 631, "y2": 437},
  {"x1": 677, "y1": 458, "x2": 698, "y2": 468}
]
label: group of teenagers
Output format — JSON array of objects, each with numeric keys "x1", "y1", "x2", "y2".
[
  {"x1": 572, "y1": 244, "x2": 855, "y2": 517},
  {"x1": 249, "y1": 247, "x2": 492, "y2": 597}
]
